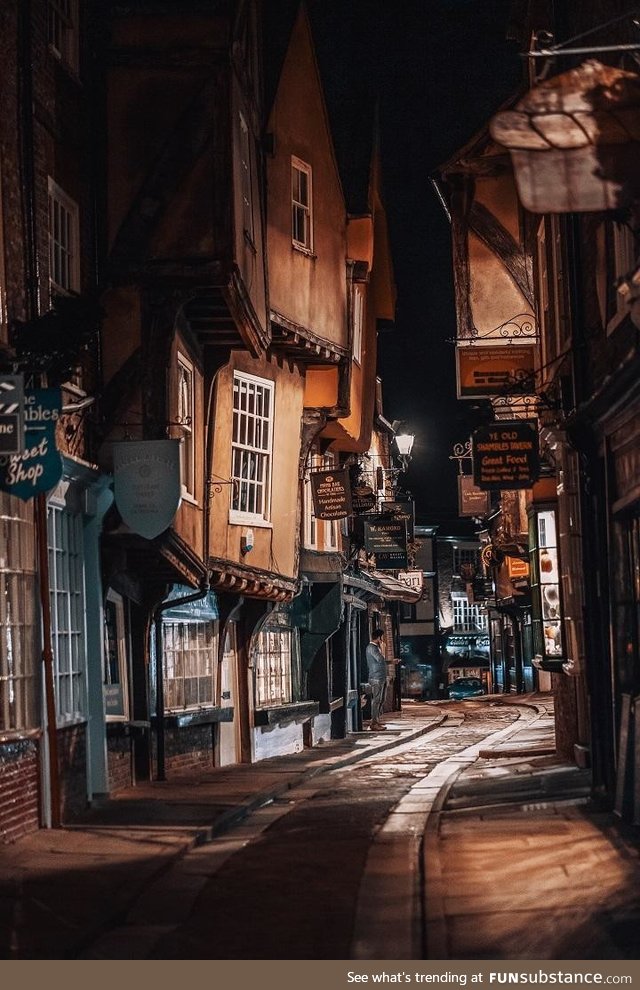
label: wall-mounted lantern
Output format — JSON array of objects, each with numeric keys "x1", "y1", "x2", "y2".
[
  {"x1": 394, "y1": 431, "x2": 415, "y2": 472},
  {"x1": 490, "y1": 60, "x2": 640, "y2": 213}
]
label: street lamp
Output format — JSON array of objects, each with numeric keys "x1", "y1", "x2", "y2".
[{"x1": 394, "y1": 431, "x2": 415, "y2": 472}]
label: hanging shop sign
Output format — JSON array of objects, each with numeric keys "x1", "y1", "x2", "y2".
[
  {"x1": 363, "y1": 515, "x2": 408, "y2": 569},
  {"x1": 458, "y1": 475, "x2": 491, "y2": 517},
  {"x1": 496, "y1": 559, "x2": 531, "y2": 604},
  {"x1": 113, "y1": 439, "x2": 182, "y2": 540},
  {"x1": 0, "y1": 388, "x2": 62, "y2": 500},
  {"x1": 472, "y1": 576, "x2": 494, "y2": 602},
  {"x1": 310, "y1": 468, "x2": 352, "y2": 519},
  {"x1": 507, "y1": 556, "x2": 530, "y2": 579},
  {"x1": 397, "y1": 569, "x2": 423, "y2": 593},
  {"x1": 0, "y1": 374, "x2": 25, "y2": 455},
  {"x1": 351, "y1": 482, "x2": 377, "y2": 514},
  {"x1": 472, "y1": 419, "x2": 539, "y2": 491},
  {"x1": 380, "y1": 500, "x2": 415, "y2": 541},
  {"x1": 456, "y1": 344, "x2": 536, "y2": 399},
  {"x1": 490, "y1": 61, "x2": 640, "y2": 213}
]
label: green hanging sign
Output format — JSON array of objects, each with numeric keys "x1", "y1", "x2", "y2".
[{"x1": 0, "y1": 388, "x2": 63, "y2": 500}]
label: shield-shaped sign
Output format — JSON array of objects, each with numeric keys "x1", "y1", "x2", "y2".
[
  {"x1": 113, "y1": 439, "x2": 182, "y2": 540},
  {"x1": 0, "y1": 388, "x2": 63, "y2": 500}
]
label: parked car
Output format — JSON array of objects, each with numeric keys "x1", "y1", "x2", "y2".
[{"x1": 447, "y1": 676, "x2": 484, "y2": 700}]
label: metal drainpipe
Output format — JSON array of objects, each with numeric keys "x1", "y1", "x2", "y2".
[
  {"x1": 153, "y1": 581, "x2": 210, "y2": 781},
  {"x1": 18, "y1": 0, "x2": 40, "y2": 319}
]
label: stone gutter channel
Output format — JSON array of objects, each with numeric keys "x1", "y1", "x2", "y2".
[{"x1": 349, "y1": 700, "x2": 551, "y2": 960}]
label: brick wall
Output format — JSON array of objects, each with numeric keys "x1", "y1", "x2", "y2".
[
  {"x1": 107, "y1": 726, "x2": 133, "y2": 792},
  {"x1": 0, "y1": 739, "x2": 40, "y2": 843},
  {"x1": 152, "y1": 724, "x2": 215, "y2": 776},
  {"x1": 57, "y1": 725, "x2": 87, "y2": 822},
  {"x1": 552, "y1": 671, "x2": 579, "y2": 762}
]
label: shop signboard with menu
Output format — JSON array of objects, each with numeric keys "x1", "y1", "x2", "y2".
[{"x1": 530, "y1": 506, "x2": 564, "y2": 665}]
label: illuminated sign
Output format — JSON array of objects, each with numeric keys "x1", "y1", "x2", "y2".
[
  {"x1": 310, "y1": 468, "x2": 352, "y2": 519},
  {"x1": 456, "y1": 344, "x2": 536, "y2": 399},
  {"x1": 472, "y1": 419, "x2": 539, "y2": 490}
]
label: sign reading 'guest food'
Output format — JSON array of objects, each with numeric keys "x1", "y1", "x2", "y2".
[{"x1": 472, "y1": 420, "x2": 539, "y2": 491}]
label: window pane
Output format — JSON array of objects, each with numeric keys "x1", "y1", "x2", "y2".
[
  {"x1": 231, "y1": 375, "x2": 273, "y2": 520},
  {"x1": 47, "y1": 504, "x2": 86, "y2": 724}
]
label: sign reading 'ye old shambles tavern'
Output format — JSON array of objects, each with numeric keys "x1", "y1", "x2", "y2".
[{"x1": 472, "y1": 420, "x2": 539, "y2": 491}]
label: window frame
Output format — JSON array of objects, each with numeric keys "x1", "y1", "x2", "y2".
[
  {"x1": 352, "y1": 282, "x2": 364, "y2": 365},
  {"x1": 103, "y1": 590, "x2": 130, "y2": 722},
  {"x1": 162, "y1": 618, "x2": 219, "y2": 712},
  {"x1": 303, "y1": 452, "x2": 340, "y2": 551},
  {"x1": 48, "y1": 0, "x2": 79, "y2": 74},
  {"x1": 230, "y1": 371, "x2": 274, "y2": 526},
  {"x1": 0, "y1": 496, "x2": 38, "y2": 734},
  {"x1": 291, "y1": 156, "x2": 313, "y2": 254},
  {"x1": 452, "y1": 598, "x2": 487, "y2": 634},
  {"x1": 47, "y1": 499, "x2": 87, "y2": 727},
  {"x1": 177, "y1": 352, "x2": 196, "y2": 501},
  {"x1": 607, "y1": 219, "x2": 636, "y2": 335},
  {"x1": 253, "y1": 621, "x2": 296, "y2": 708},
  {"x1": 48, "y1": 178, "x2": 80, "y2": 296},
  {"x1": 239, "y1": 110, "x2": 254, "y2": 245},
  {"x1": 529, "y1": 506, "x2": 565, "y2": 662}
]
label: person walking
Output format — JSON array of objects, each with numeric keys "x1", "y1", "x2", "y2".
[{"x1": 365, "y1": 628, "x2": 388, "y2": 730}]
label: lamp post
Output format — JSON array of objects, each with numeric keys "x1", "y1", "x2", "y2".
[{"x1": 394, "y1": 431, "x2": 415, "y2": 473}]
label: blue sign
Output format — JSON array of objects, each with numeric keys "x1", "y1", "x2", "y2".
[{"x1": 0, "y1": 389, "x2": 63, "y2": 500}]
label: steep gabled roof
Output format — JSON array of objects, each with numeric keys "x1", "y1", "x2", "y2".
[{"x1": 262, "y1": 1, "x2": 376, "y2": 216}]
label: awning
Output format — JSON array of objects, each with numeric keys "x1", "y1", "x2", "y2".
[
  {"x1": 342, "y1": 568, "x2": 422, "y2": 604},
  {"x1": 298, "y1": 548, "x2": 345, "y2": 583},
  {"x1": 368, "y1": 570, "x2": 422, "y2": 603},
  {"x1": 161, "y1": 584, "x2": 219, "y2": 622}
]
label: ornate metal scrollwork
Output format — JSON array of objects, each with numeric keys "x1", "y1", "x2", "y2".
[
  {"x1": 207, "y1": 476, "x2": 237, "y2": 500},
  {"x1": 463, "y1": 313, "x2": 537, "y2": 342}
]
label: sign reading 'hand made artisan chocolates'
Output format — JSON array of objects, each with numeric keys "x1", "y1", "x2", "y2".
[
  {"x1": 472, "y1": 419, "x2": 539, "y2": 491},
  {"x1": 310, "y1": 468, "x2": 352, "y2": 519}
]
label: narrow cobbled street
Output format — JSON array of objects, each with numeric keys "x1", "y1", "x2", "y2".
[{"x1": 5, "y1": 696, "x2": 640, "y2": 960}]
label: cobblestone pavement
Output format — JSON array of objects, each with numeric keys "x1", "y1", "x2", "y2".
[
  {"x1": 4, "y1": 695, "x2": 639, "y2": 961},
  {"x1": 81, "y1": 701, "x2": 526, "y2": 959},
  {"x1": 426, "y1": 748, "x2": 639, "y2": 960}
]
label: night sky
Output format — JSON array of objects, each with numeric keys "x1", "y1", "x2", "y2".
[{"x1": 307, "y1": 0, "x2": 523, "y2": 531}]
